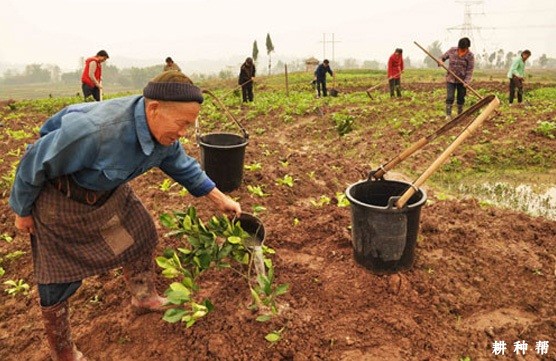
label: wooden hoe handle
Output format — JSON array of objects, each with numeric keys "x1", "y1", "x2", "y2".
[{"x1": 395, "y1": 96, "x2": 500, "y2": 208}]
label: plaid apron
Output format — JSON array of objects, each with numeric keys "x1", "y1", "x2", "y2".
[{"x1": 31, "y1": 180, "x2": 157, "y2": 283}]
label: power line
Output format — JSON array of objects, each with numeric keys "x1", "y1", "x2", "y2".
[{"x1": 319, "y1": 33, "x2": 341, "y2": 63}]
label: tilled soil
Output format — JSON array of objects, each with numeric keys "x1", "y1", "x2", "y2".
[{"x1": 0, "y1": 82, "x2": 554, "y2": 360}]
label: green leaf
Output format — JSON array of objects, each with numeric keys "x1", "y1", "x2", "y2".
[
  {"x1": 265, "y1": 332, "x2": 281, "y2": 342},
  {"x1": 275, "y1": 283, "x2": 289, "y2": 296},
  {"x1": 155, "y1": 256, "x2": 173, "y2": 269},
  {"x1": 165, "y1": 282, "x2": 191, "y2": 304},
  {"x1": 227, "y1": 236, "x2": 242, "y2": 244},
  {"x1": 161, "y1": 268, "x2": 181, "y2": 278},
  {"x1": 256, "y1": 314, "x2": 271, "y2": 322},
  {"x1": 159, "y1": 213, "x2": 177, "y2": 229},
  {"x1": 203, "y1": 299, "x2": 215, "y2": 312},
  {"x1": 163, "y1": 308, "x2": 187, "y2": 323},
  {"x1": 250, "y1": 287, "x2": 262, "y2": 306}
]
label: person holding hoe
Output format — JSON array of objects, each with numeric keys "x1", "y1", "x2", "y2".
[
  {"x1": 507, "y1": 50, "x2": 531, "y2": 105},
  {"x1": 314, "y1": 59, "x2": 334, "y2": 98},
  {"x1": 387, "y1": 48, "x2": 404, "y2": 98},
  {"x1": 164, "y1": 56, "x2": 182, "y2": 72},
  {"x1": 439, "y1": 37, "x2": 475, "y2": 120},
  {"x1": 9, "y1": 70, "x2": 241, "y2": 360},
  {"x1": 81, "y1": 50, "x2": 109, "y2": 102},
  {"x1": 238, "y1": 57, "x2": 256, "y2": 102}
]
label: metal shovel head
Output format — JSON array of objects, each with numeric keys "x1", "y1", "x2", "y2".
[{"x1": 329, "y1": 89, "x2": 339, "y2": 97}]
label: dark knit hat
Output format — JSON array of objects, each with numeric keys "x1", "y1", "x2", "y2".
[{"x1": 143, "y1": 71, "x2": 204, "y2": 103}]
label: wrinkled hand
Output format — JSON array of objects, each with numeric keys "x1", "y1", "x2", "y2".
[
  {"x1": 15, "y1": 215, "x2": 35, "y2": 234},
  {"x1": 206, "y1": 188, "x2": 242, "y2": 218}
]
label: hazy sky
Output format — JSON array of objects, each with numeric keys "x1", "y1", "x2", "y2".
[{"x1": 0, "y1": 0, "x2": 554, "y2": 72}]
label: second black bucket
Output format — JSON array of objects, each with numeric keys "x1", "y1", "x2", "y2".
[
  {"x1": 198, "y1": 132, "x2": 249, "y2": 193},
  {"x1": 345, "y1": 179, "x2": 427, "y2": 274}
]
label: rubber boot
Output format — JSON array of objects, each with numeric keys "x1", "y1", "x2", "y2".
[
  {"x1": 41, "y1": 301, "x2": 86, "y2": 361},
  {"x1": 457, "y1": 104, "x2": 463, "y2": 115},
  {"x1": 123, "y1": 257, "x2": 168, "y2": 313},
  {"x1": 445, "y1": 104, "x2": 452, "y2": 121}
]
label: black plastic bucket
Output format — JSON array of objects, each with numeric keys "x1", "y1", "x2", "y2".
[
  {"x1": 198, "y1": 133, "x2": 248, "y2": 193},
  {"x1": 345, "y1": 179, "x2": 427, "y2": 274}
]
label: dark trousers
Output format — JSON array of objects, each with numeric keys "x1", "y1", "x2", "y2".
[
  {"x1": 389, "y1": 78, "x2": 401, "y2": 97},
  {"x1": 316, "y1": 79, "x2": 327, "y2": 97},
  {"x1": 39, "y1": 281, "x2": 82, "y2": 307},
  {"x1": 509, "y1": 77, "x2": 523, "y2": 104},
  {"x1": 241, "y1": 82, "x2": 254, "y2": 102},
  {"x1": 446, "y1": 82, "x2": 466, "y2": 106},
  {"x1": 82, "y1": 83, "x2": 100, "y2": 101}
]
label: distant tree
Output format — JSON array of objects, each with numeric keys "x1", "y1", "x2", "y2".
[
  {"x1": 488, "y1": 52, "x2": 496, "y2": 68},
  {"x1": 362, "y1": 60, "x2": 380, "y2": 69},
  {"x1": 60, "y1": 70, "x2": 80, "y2": 85},
  {"x1": 495, "y1": 49, "x2": 504, "y2": 68},
  {"x1": 24, "y1": 64, "x2": 50, "y2": 83},
  {"x1": 265, "y1": 33, "x2": 275, "y2": 75},
  {"x1": 218, "y1": 68, "x2": 234, "y2": 80},
  {"x1": 424, "y1": 41, "x2": 443, "y2": 68},
  {"x1": 102, "y1": 64, "x2": 121, "y2": 85},
  {"x1": 538, "y1": 54, "x2": 548, "y2": 68},
  {"x1": 129, "y1": 66, "x2": 161, "y2": 88},
  {"x1": 343, "y1": 58, "x2": 359, "y2": 69},
  {"x1": 482, "y1": 49, "x2": 490, "y2": 68},
  {"x1": 252, "y1": 40, "x2": 259, "y2": 62},
  {"x1": 505, "y1": 51, "x2": 515, "y2": 68},
  {"x1": 404, "y1": 56, "x2": 411, "y2": 68}
]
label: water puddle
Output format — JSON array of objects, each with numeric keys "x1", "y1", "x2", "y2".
[{"x1": 458, "y1": 182, "x2": 556, "y2": 220}]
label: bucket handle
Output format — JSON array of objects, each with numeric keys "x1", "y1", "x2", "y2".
[
  {"x1": 197, "y1": 89, "x2": 249, "y2": 141},
  {"x1": 369, "y1": 95, "x2": 496, "y2": 181},
  {"x1": 395, "y1": 95, "x2": 500, "y2": 209}
]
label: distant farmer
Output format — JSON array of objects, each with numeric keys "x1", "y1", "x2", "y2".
[
  {"x1": 507, "y1": 50, "x2": 531, "y2": 105},
  {"x1": 238, "y1": 57, "x2": 256, "y2": 102},
  {"x1": 164, "y1": 56, "x2": 181, "y2": 72},
  {"x1": 387, "y1": 48, "x2": 404, "y2": 98},
  {"x1": 9, "y1": 71, "x2": 241, "y2": 360},
  {"x1": 314, "y1": 59, "x2": 334, "y2": 97},
  {"x1": 439, "y1": 37, "x2": 475, "y2": 120},
  {"x1": 81, "y1": 50, "x2": 109, "y2": 101}
]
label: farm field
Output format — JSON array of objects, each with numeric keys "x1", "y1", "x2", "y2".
[{"x1": 0, "y1": 69, "x2": 555, "y2": 360}]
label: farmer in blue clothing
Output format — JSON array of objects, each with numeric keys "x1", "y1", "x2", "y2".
[
  {"x1": 9, "y1": 71, "x2": 241, "y2": 361},
  {"x1": 314, "y1": 59, "x2": 334, "y2": 97},
  {"x1": 507, "y1": 50, "x2": 531, "y2": 105}
]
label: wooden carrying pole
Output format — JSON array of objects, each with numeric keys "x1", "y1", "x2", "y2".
[
  {"x1": 371, "y1": 95, "x2": 494, "y2": 179},
  {"x1": 395, "y1": 96, "x2": 500, "y2": 208},
  {"x1": 414, "y1": 41, "x2": 483, "y2": 100}
]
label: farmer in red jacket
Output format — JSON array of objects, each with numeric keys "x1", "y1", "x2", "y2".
[
  {"x1": 387, "y1": 48, "x2": 404, "y2": 98},
  {"x1": 81, "y1": 50, "x2": 109, "y2": 101}
]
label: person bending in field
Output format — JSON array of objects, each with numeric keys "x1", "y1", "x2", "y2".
[
  {"x1": 507, "y1": 50, "x2": 531, "y2": 105},
  {"x1": 314, "y1": 59, "x2": 334, "y2": 98},
  {"x1": 81, "y1": 50, "x2": 109, "y2": 102},
  {"x1": 164, "y1": 56, "x2": 182, "y2": 72},
  {"x1": 439, "y1": 37, "x2": 475, "y2": 120},
  {"x1": 9, "y1": 71, "x2": 241, "y2": 360},
  {"x1": 238, "y1": 57, "x2": 256, "y2": 102},
  {"x1": 387, "y1": 48, "x2": 404, "y2": 98}
]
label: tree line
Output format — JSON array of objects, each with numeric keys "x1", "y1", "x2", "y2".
[
  {"x1": 423, "y1": 40, "x2": 554, "y2": 69},
  {"x1": 1, "y1": 40, "x2": 553, "y2": 86}
]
